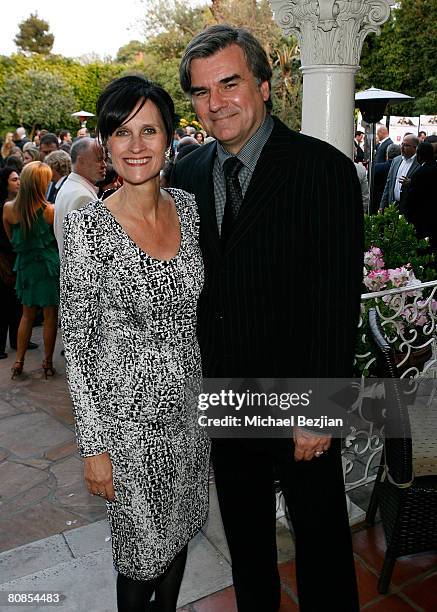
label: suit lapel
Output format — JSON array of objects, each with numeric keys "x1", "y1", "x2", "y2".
[{"x1": 194, "y1": 142, "x2": 221, "y2": 258}]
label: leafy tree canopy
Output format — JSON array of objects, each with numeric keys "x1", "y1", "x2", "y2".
[
  {"x1": 14, "y1": 13, "x2": 54, "y2": 55},
  {"x1": 116, "y1": 41, "x2": 146, "y2": 64},
  {"x1": 357, "y1": 0, "x2": 437, "y2": 115},
  {"x1": 0, "y1": 70, "x2": 76, "y2": 131}
]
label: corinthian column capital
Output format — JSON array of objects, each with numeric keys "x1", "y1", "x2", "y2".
[{"x1": 269, "y1": 0, "x2": 392, "y2": 66}]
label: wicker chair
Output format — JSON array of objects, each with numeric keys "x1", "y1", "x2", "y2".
[{"x1": 366, "y1": 308, "x2": 437, "y2": 593}]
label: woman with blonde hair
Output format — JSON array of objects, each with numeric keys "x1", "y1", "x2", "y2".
[
  {"x1": 1, "y1": 132, "x2": 14, "y2": 162},
  {"x1": 3, "y1": 161, "x2": 60, "y2": 378},
  {"x1": 22, "y1": 146, "x2": 40, "y2": 165}
]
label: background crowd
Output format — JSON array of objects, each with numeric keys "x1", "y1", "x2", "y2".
[{"x1": 0, "y1": 121, "x2": 208, "y2": 367}]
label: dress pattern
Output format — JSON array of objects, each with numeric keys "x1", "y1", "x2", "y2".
[{"x1": 61, "y1": 189, "x2": 210, "y2": 580}]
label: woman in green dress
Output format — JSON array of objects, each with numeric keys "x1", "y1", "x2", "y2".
[{"x1": 3, "y1": 161, "x2": 60, "y2": 379}]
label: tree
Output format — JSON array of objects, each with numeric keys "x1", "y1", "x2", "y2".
[
  {"x1": 0, "y1": 70, "x2": 76, "y2": 131},
  {"x1": 116, "y1": 41, "x2": 146, "y2": 64},
  {"x1": 14, "y1": 13, "x2": 54, "y2": 55},
  {"x1": 357, "y1": 0, "x2": 437, "y2": 115}
]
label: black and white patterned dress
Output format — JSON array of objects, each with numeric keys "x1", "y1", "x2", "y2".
[{"x1": 61, "y1": 188, "x2": 210, "y2": 580}]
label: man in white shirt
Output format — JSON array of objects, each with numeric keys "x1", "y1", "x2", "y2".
[
  {"x1": 54, "y1": 138, "x2": 106, "y2": 258},
  {"x1": 379, "y1": 134, "x2": 420, "y2": 214}
]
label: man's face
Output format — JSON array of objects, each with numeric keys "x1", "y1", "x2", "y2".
[
  {"x1": 79, "y1": 143, "x2": 107, "y2": 184},
  {"x1": 39, "y1": 142, "x2": 58, "y2": 161},
  {"x1": 356, "y1": 133, "x2": 364, "y2": 143},
  {"x1": 77, "y1": 128, "x2": 88, "y2": 138},
  {"x1": 64, "y1": 132, "x2": 72, "y2": 143},
  {"x1": 401, "y1": 136, "x2": 417, "y2": 159},
  {"x1": 189, "y1": 45, "x2": 270, "y2": 154}
]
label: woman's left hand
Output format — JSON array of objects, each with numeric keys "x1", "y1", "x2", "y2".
[{"x1": 84, "y1": 452, "x2": 115, "y2": 501}]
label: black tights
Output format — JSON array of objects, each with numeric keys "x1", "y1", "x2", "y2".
[{"x1": 116, "y1": 545, "x2": 188, "y2": 612}]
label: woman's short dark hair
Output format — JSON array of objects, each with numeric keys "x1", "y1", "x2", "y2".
[
  {"x1": 179, "y1": 24, "x2": 272, "y2": 111},
  {"x1": 96, "y1": 75, "x2": 175, "y2": 148}
]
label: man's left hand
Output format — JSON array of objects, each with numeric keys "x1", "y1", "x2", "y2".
[{"x1": 293, "y1": 426, "x2": 332, "y2": 461}]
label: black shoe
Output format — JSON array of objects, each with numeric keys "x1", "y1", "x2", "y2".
[
  {"x1": 28, "y1": 342, "x2": 38, "y2": 350},
  {"x1": 0, "y1": 352, "x2": 7, "y2": 359}
]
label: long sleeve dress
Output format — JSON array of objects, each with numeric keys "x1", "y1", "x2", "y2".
[{"x1": 61, "y1": 189, "x2": 210, "y2": 580}]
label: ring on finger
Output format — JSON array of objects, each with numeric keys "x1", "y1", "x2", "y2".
[{"x1": 315, "y1": 451, "x2": 324, "y2": 457}]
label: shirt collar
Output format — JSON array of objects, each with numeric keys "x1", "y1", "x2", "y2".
[
  {"x1": 70, "y1": 171, "x2": 99, "y2": 194},
  {"x1": 216, "y1": 113, "x2": 274, "y2": 172}
]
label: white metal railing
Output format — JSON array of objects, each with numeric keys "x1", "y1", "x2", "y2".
[{"x1": 344, "y1": 280, "x2": 437, "y2": 491}]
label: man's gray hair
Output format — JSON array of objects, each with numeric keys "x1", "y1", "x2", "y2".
[
  {"x1": 45, "y1": 149, "x2": 72, "y2": 176},
  {"x1": 386, "y1": 143, "x2": 401, "y2": 160},
  {"x1": 70, "y1": 137, "x2": 96, "y2": 165},
  {"x1": 179, "y1": 24, "x2": 272, "y2": 111}
]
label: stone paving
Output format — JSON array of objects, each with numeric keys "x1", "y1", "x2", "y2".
[{"x1": 0, "y1": 328, "x2": 107, "y2": 554}]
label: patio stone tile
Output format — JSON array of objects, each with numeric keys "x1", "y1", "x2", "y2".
[
  {"x1": 0, "y1": 461, "x2": 49, "y2": 498},
  {"x1": 63, "y1": 520, "x2": 111, "y2": 558},
  {"x1": 279, "y1": 560, "x2": 298, "y2": 595},
  {"x1": 364, "y1": 594, "x2": 418, "y2": 610},
  {"x1": 45, "y1": 440, "x2": 77, "y2": 462},
  {"x1": 201, "y1": 484, "x2": 230, "y2": 562},
  {"x1": 352, "y1": 524, "x2": 437, "y2": 586},
  {"x1": 192, "y1": 586, "x2": 237, "y2": 612},
  {"x1": 0, "y1": 398, "x2": 20, "y2": 418},
  {"x1": 354, "y1": 556, "x2": 380, "y2": 606},
  {"x1": 179, "y1": 532, "x2": 233, "y2": 607},
  {"x1": 0, "y1": 413, "x2": 72, "y2": 459},
  {"x1": 0, "y1": 501, "x2": 88, "y2": 553},
  {"x1": 0, "y1": 534, "x2": 72, "y2": 583},
  {"x1": 279, "y1": 590, "x2": 299, "y2": 611},
  {"x1": 402, "y1": 571, "x2": 437, "y2": 610},
  {"x1": 0, "y1": 484, "x2": 52, "y2": 517}
]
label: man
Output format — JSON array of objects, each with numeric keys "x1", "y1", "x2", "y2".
[
  {"x1": 379, "y1": 134, "x2": 420, "y2": 214},
  {"x1": 405, "y1": 142, "x2": 437, "y2": 247},
  {"x1": 39, "y1": 133, "x2": 59, "y2": 161},
  {"x1": 59, "y1": 130, "x2": 72, "y2": 145},
  {"x1": 76, "y1": 127, "x2": 90, "y2": 139},
  {"x1": 370, "y1": 143, "x2": 401, "y2": 214},
  {"x1": 353, "y1": 130, "x2": 365, "y2": 163},
  {"x1": 173, "y1": 25, "x2": 362, "y2": 611},
  {"x1": 54, "y1": 138, "x2": 106, "y2": 258},
  {"x1": 374, "y1": 125, "x2": 393, "y2": 164},
  {"x1": 418, "y1": 130, "x2": 427, "y2": 143},
  {"x1": 13, "y1": 127, "x2": 30, "y2": 150},
  {"x1": 44, "y1": 150, "x2": 71, "y2": 203}
]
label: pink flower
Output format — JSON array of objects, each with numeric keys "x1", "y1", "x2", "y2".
[
  {"x1": 364, "y1": 247, "x2": 385, "y2": 270},
  {"x1": 387, "y1": 267, "x2": 411, "y2": 288},
  {"x1": 363, "y1": 269, "x2": 389, "y2": 291}
]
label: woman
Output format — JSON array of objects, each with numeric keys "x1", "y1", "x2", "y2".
[
  {"x1": 194, "y1": 131, "x2": 204, "y2": 145},
  {"x1": 0, "y1": 167, "x2": 21, "y2": 358},
  {"x1": 1, "y1": 132, "x2": 14, "y2": 163},
  {"x1": 23, "y1": 146, "x2": 40, "y2": 165},
  {"x1": 61, "y1": 75, "x2": 210, "y2": 612},
  {"x1": 3, "y1": 162, "x2": 59, "y2": 378}
]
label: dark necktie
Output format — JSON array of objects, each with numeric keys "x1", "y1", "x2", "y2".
[{"x1": 221, "y1": 156, "x2": 243, "y2": 246}]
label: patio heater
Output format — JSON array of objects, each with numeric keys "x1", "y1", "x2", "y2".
[
  {"x1": 71, "y1": 110, "x2": 95, "y2": 128},
  {"x1": 354, "y1": 87, "x2": 413, "y2": 214}
]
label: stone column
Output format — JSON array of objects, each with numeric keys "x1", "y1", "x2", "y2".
[{"x1": 269, "y1": 0, "x2": 392, "y2": 157}]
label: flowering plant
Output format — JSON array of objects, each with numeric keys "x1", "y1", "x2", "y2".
[{"x1": 356, "y1": 207, "x2": 437, "y2": 376}]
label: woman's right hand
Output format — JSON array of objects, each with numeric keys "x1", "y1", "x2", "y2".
[{"x1": 84, "y1": 452, "x2": 115, "y2": 501}]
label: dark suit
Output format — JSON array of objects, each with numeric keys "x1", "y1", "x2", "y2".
[
  {"x1": 380, "y1": 154, "x2": 420, "y2": 213},
  {"x1": 375, "y1": 137, "x2": 393, "y2": 164},
  {"x1": 354, "y1": 139, "x2": 365, "y2": 163},
  {"x1": 371, "y1": 159, "x2": 393, "y2": 213},
  {"x1": 173, "y1": 117, "x2": 362, "y2": 611},
  {"x1": 405, "y1": 162, "x2": 437, "y2": 244}
]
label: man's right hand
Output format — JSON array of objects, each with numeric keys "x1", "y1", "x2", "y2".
[{"x1": 84, "y1": 451, "x2": 115, "y2": 501}]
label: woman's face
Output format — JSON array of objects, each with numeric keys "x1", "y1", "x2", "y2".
[
  {"x1": 7, "y1": 172, "x2": 20, "y2": 197},
  {"x1": 23, "y1": 151, "x2": 34, "y2": 165},
  {"x1": 107, "y1": 99, "x2": 168, "y2": 186},
  {"x1": 195, "y1": 133, "x2": 204, "y2": 144}
]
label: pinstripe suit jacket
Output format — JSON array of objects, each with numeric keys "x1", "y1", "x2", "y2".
[{"x1": 173, "y1": 117, "x2": 363, "y2": 379}]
